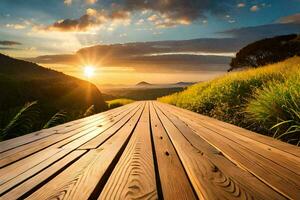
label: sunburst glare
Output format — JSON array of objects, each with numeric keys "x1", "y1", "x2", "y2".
[{"x1": 84, "y1": 66, "x2": 95, "y2": 78}]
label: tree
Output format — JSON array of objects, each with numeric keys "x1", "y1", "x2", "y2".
[{"x1": 229, "y1": 34, "x2": 300, "y2": 71}]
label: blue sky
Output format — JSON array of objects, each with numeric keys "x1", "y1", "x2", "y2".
[
  {"x1": 1, "y1": 0, "x2": 300, "y2": 55},
  {"x1": 1, "y1": 0, "x2": 300, "y2": 84}
]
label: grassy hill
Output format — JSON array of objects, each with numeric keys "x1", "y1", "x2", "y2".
[
  {"x1": 159, "y1": 56, "x2": 300, "y2": 145},
  {"x1": 0, "y1": 53, "x2": 107, "y2": 140}
]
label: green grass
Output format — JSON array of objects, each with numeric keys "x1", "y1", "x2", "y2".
[
  {"x1": 106, "y1": 99, "x2": 135, "y2": 109},
  {"x1": 246, "y1": 72, "x2": 300, "y2": 143},
  {"x1": 158, "y1": 56, "x2": 300, "y2": 145}
]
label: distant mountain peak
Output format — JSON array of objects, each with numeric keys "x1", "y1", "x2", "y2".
[{"x1": 136, "y1": 81, "x2": 152, "y2": 86}]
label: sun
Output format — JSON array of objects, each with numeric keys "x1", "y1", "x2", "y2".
[{"x1": 84, "y1": 66, "x2": 95, "y2": 78}]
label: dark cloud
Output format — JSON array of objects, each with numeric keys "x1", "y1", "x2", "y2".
[
  {"x1": 0, "y1": 47, "x2": 19, "y2": 50},
  {"x1": 0, "y1": 40, "x2": 22, "y2": 46},
  {"x1": 219, "y1": 23, "x2": 300, "y2": 41},
  {"x1": 46, "y1": 0, "x2": 235, "y2": 31},
  {"x1": 117, "y1": 55, "x2": 230, "y2": 72},
  {"x1": 45, "y1": 8, "x2": 130, "y2": 32},
  {"x1": 122, "y1": 0, "x2": 234, "y2": 23},
  {"x1": 48, "y1": 15, "x2": 96, "y2": 32},
  {"x1": 27, "y1": 54, "x2": 76, "y2": 64},
  {"x1": 25, "y1": 38, "x2": 234, "y2": 72},
  {"x1": 77, "y1": 38, "x2": 241, "y2": 57}
]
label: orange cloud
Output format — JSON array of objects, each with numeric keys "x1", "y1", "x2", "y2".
[
  {"x1": 85, "y1": 0, "x2": 97, "y2": 4},
  {"x1": 237, "y1": 3, "x2": 246, "y2": 8},
  {"x1": 250, "y1": 5, "x2": 259, "y2": 12},
  {"x1": 277, "y1": 13, "x2": 300, "y2": 24},
  {"x1": 64, "y1": 0, "x2": 72, "y2": 5}
]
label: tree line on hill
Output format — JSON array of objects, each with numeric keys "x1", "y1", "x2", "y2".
[{"x1": 229, "y1": 34, "x2": 300, "y2": 71}]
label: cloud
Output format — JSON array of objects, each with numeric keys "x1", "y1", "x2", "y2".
[
  {"x1": 121, "y1": 0, "x2": 234, "y2": 23},
  {"x1": 27, "y1": 53, "x2": 231, "y2": 73},
  {"x1": 43, "y1": 9, "x2": 130, "y2": 32},
  {"x1": 5, "y1": 23, "x2": 26, "y2": 29},
  {"x1": 0, "y1": 47, "x2": 19, "y2": 50},
  {"x1": 250, "y1": 5, "x2": 259, "y2": 12},
  {"x1": 25, "y1": 38, "x2": 240, "y2": 73},
  {"x1": 85, "y1": 0, "x2": 97, "y2": 4},
  {"x1": 277, "y1": 13, "x2": 300, "y2": 24},
  {"x1": 136, "y1": 19, "x2": 144, "y2": 25},
  {"x1": 147, "y1": 13, "x2": 191, "y2": 28},
  {"x1": 48, "y1": 0, "x2": 236, "y2": 31},
  {"x1": 0, "y1": 41, "x2": 22, "y2": 46},
  {"x1": 64, "y1": 0, "x2": 72, "y2": 5},
  {"x1": 219, "y1": 23, "x2": 300, "y2": 41},
  {"x1": 237, "y1": 3, "x2": 246, "y2": 8}
]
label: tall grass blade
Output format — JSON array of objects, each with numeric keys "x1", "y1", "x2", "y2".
[
  {"x1": 43, "y1": 110, "x2": 67, "y2": 129},
  {"x1": 83, "y1": 105, "x2": 95, "y2": 117},
  {"x1": 0, "y1": 101, "x2": 39, "y2": 139}
]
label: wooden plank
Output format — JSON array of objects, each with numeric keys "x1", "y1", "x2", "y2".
[
  {"x1": 0, "y1": 103, "x2": 137, "y2": 167},
  {"x1": 149, "y1": 102, "x2": 196, "y2": 200},
  {"x1": 0, "y1": 104, "x2": 142, "y2": 185},
  {"x1": 158, "y1": 102, "x2": 300, "y2": 174},
  {"x1": 158, "y1": 102, "x2": 300, "y2": 157},
  {"x1": 0, "y1": 149, "x2": 70, "y2": 194},
  {"x1": 156, "y1": 102, "x2": 300, "y2": 199},
  {"x1": 99, "y1": 102, "x2": 157, "y2": 200},
  {"x1": 0, "y1": 102, "x2": 136, "y2": 153},
  {"x1": 0, "y1": 150, "x2": 87, "y2": 200},
  {"x1": 63, "y1": 103, "x2": 143, "y2": 150},
  {"x1": 0, "y1": 148, "x2": 61, "y2": 185},
  {"x1": 25, "y1": 103, "x2": 145, "y2": 199},
  {"x1": 153, "y1": 102, "x2": 286, "y2": 200}
]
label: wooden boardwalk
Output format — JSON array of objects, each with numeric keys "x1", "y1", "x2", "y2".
[{"x1": 0, "y1": 101, "x2": 299, "y2": 199}]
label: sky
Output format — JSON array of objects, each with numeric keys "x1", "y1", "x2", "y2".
[{"x1": 1, "y1": 0, "x2": 300, "y2": 85}]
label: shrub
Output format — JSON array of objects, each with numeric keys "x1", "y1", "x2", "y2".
[{"x1": 106, "y1": 99, "x2": 134, "y2": 109}]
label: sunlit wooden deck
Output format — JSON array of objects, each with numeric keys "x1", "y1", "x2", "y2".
[{"x1": 0, "y1": 101, "x2": 299, "y2": 199}]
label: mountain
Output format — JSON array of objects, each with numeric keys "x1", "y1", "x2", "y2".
[
  {"x1": 0, "y1": 53, "x2": 107, "y2": 120},
  {"x1": 136, "y1": 81, "x2": 152, "y2": 86}
]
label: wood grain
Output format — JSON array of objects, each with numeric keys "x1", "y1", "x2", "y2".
[
  {"x1": 154, "y1": 102, "x2": 286, "y2": 200},
  {"x1": 0, "y1": 104, "x2": 141, "y2": 189},
  {"x1": 158, "y1": 102, "x2": 300, "y2": 173},
  {"x1": 1, "y1": 150, "x2": 86, "y2": 199},
  {"x1": 157, "y1": 102, "x2": 300, "y2": 157},
  {"x1": 0, "y1": 148, "x2": 61, "y2": 186},
  {"x1": 149, "y1": 101, "x2": 196, "y2": 200},
  {"x1": 25, "y1": 102, "x2": 145, "y2": 200},
  {"x1": 99, "y1": 102, "x2": 157, "y2": 200},
  {"x1": 156, "y1": 102, "x2": 300, "y2": 199},
  {"x1": 0, "y1": 101, "x2": 298, "y2": 200},
  {"x1": 78, "y1": 102, "x2": 143, "y2": 149}
]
